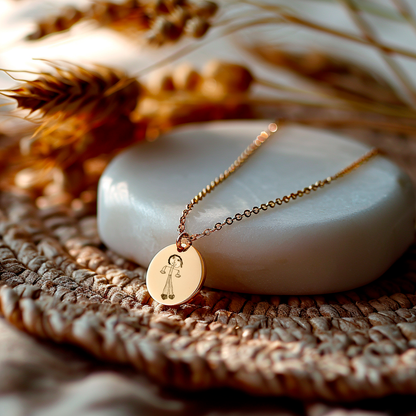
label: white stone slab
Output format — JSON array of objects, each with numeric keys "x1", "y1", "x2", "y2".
[{"x1": 98, "y1": 121, "x2": 415, "y2": 295}]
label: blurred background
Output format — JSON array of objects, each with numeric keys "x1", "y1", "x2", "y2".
[{"x1": 2, "y1": 0, "x2": 416, "y2": 207}]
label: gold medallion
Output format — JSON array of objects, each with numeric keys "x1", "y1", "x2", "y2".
[{"x1": 146, "y1": 244, "x2": 206, "y2": 306}]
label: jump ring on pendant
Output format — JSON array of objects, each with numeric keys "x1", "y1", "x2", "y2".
[{"x1": 176, "y1": 232, "x2": 192, "y2": 252}]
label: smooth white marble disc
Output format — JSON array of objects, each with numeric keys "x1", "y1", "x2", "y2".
[{"x1": 98, "y1": 121, "x2": 415, "y2": 295}]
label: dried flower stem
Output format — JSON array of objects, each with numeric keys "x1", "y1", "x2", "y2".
[
  {"x1": 391, "y1": 0, "x2": 416, "y2": 34},
  {"x1": 339, "y1": 0, "x2": 416, "y2": 108},
  {"x1": 341, "y1": 0, "x2": 403, "y2": 22},
  {"x1": 279, "y1": 115, "x2": 416, "y2": 135},
  {"x1": 250, "y1": 95, "x2": 416, "y2": 121},
  {"x1": 255, "y1": 78, "x2": 416, "y2": 119},
  {"x1": 240, "y1": 1, "x2": 416, "y2": 60},
  {"x1": 246, "y1": 97, "x2": 416, "y2": 134},
  {"x1": 146, "y1": 90, "x2": 416, "y2": 134}
]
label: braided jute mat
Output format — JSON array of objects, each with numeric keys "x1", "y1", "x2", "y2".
[{"x1": 1, "y1": 133, "x2": 416, "y2": 402}]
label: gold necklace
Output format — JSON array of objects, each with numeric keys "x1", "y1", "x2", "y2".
[{"x1": 146, "y1": 123, "x2": 380, "y2": 306}]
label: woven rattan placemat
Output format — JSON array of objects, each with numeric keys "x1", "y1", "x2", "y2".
[{"x1": 0, "y1": 130, "x2": 416, "y2": 402}]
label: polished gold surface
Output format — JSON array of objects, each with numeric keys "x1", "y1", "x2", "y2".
[{"x1": 146, "y1": 244, "x2": 205, "y2": 306}]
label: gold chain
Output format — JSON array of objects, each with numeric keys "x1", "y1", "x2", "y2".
[{"x1": 176, "y1": 123, "x2": 380, "y2": 251}]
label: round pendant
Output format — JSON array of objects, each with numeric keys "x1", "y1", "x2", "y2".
[{"x1": 146, "y1": 244, "x2": 206, "y2": 306}]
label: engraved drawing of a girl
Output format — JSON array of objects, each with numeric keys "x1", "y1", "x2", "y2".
[{"x1": 160, "y1": 254, "x2": 183, "y2": 300}]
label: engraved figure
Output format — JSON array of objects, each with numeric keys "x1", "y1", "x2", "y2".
[{"x1": 160, "y1": 254, "x2": 183, "y2": 300}]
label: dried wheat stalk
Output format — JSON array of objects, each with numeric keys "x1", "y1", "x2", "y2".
[
  {"x1": 0, "y1": 62, "x2": 146, "y2": 199},
  {"x1": 135, "y1": 60, "x2": 254, "y2": 137},
  {"x1": 26, "y1": 0, "x2": 218, "y2": 45},
  {"x1": 1, "y1": 60, "x2": 254, "y2": 202},
  {"x1": 237, "y1": 40, "x2": 416, "y2": 136},
  {"x1": 238, "y1": 0, "x2": 416, "y2": 110},
  {"x1": 1, "y1": 61, "x2": 141, "y2": 124},
  {"x1": 26, "y1": 6, "x2": 83, "y2": 40},
  {"x1": 3, "y1": 0, "x2": 416, "y2": 207}
]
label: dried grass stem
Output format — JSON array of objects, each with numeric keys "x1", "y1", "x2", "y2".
[
  {"x1": 255, "y1": 78, "x2": 416, "y2": 119},
  {"x1": 391, "y1": 0, "x2": 416, "y2": 34},
  {"x1": 240, "y1": 1, "x2": 416, "y2": 60},
  {"x1": 339, "y1": 0, "x2": 416, "y2": 107}
]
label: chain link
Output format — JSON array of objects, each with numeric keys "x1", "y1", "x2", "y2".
[{"x1": 177, "y1": 122, "x2": 380, "y2": 247}]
